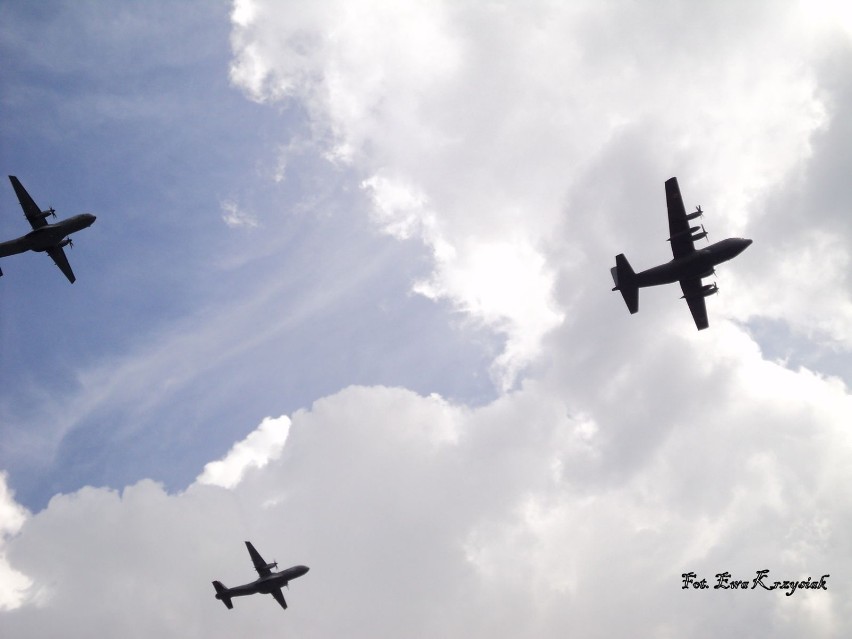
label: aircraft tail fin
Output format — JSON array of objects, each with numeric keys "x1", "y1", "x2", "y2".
[
  {"x1": 611, "y1": 253, "x2": 639, "y2": 314},
  {"x1": 212, "y1": 581, "x2": 233, "y2": 610}
]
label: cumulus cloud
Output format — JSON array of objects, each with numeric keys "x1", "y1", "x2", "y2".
[
  {"x1": 2, "y1": 367, "x2": 850, "y2": 636},
  {"x1": 228, "y1": 0, "x2": 850, "y2": 386},
  {"x1": 0, "y1": 474, "x2": 31, "y2": 611},
  {"x1": 197, "y1": 415, "x2": 290, "y2": 489}
]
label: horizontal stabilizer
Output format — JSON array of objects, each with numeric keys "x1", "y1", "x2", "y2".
[
  {"x1": 612, "y1": 253, "x2": 639, "y2": 314},
  {"x1": 212, "y1": 581, "x2": 233, "y2": 610}
]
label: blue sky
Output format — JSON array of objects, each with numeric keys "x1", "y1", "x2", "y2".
[{"x1": 1, "y1": 1, "x2": 851, "y2": 637}]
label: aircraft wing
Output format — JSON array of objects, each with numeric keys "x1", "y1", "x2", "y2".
[
  {"x1": 9, "y1": 176, "x2": 49, "y2": 230},
  {"x1": 245, "y1": 541, "x2": 272, "y2": 577},
  {"x1": 46, "y1": 246, "x2": 76, "y2": 283},
  {"x1": 665, "y1": 177, "x2": 696, "y2": 259},
  {"x1": 270, "y1": 587, "x2": 288, "y2": 610},
  {"x1": 679, "y1": 277, "x2": 709, "y2": 330}
]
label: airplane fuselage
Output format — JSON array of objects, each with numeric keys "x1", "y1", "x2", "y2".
[
  {"x1": 0, "y1": 213, "x2": 96, "y2": 257},
  {"x1": 218, "y1": 565, "x2": 309, "y2": 599},
  {"x1": 633, "y1": 237, "x2": 752, "y2": 288}
]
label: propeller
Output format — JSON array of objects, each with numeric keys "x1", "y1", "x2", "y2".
[
  {"x1": 695, "y1": 205, "x2": 703, "y2": 217},
  {"x1": 67, "y1": 238, "x2": 74, "y2": 249}
]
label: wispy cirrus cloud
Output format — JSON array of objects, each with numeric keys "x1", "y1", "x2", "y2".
[{"x1": 220, "y1": 199, "x2": 259, "y2": 228}]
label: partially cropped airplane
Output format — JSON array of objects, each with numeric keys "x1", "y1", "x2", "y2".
[
  {"x1": 213, "y1": 541, "x2": 309, "y2": 611},
  {"x1": 611, "y1": 177, "x2": 752, "y2": 330},
  {"x1": 0, "y1": 176, "x2": 96, "y2": 283}
]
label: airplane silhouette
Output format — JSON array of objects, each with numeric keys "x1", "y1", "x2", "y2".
[
  {"x1": 611, "y1": 177, "x2": 751, "y2": 330},
  {"x1": 1, "y1": 176, "x2": 96, "y2": 282},
  {"x1": 213, "y1": 541, "x2": 309, "y2": 610}
]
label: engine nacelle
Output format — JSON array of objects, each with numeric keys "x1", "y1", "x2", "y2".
[
  {"x1": 700, "y1": 283, "x2": 719, "y2": 297},
  {"x1": 686, "y1": 205, "x2": 703, "y2": 220},
  {"x1": 36, "y1": 207, "x2": 56, "y2": 220},
  {"x1": 58, "y1": 238, "x2": 72, "y2": 248},
  {"x1": 667, "y1": 225, "x2": 702, "y2": 242},
  {"x1": 682, "y1": 283, "x2": 719, "y2": 299}
]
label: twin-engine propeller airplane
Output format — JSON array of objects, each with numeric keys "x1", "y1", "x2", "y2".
[
  {"x1": 0, "y1": 176, "x2": 96, "y2": 283},
  {"x1": 212, "y1": 541, "x2": 309, "y2": 611},
  {"x1": 611, "y1": 177, "x2": 752, "y2": 330}
]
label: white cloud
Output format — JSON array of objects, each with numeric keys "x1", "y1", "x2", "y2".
[
  {"x1": 1, "y1": 360, "x2": 850, "y2": 636},
  {"x1": 730, "y1": 230, "x2": 852, "y2": 345},
  {"x1": 412, "y1": 238, "x2": 564, "y2": 389},
  {"x1": 220, "y1": 198, "x2": 259, "y2": 228},
  {"x1": 0, "y1": 473, "x2": 32, "y2": 611},
  {"x1": 798, "y1": 0, "x2": 852, "y2": 38},
  {"x1": 197, "y1": 415, "x2": 290, "y2": 488},
  {"x1": 227, "y1": 0, "x2": 846, "y2": 386}
]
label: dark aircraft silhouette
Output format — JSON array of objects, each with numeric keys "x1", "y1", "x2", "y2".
[
  {"x1": 611, "y1": 177, "x2": 752, "y2": 330},
  {"x1": 0, "y1": 176, "x2": 96, "y2": 282},
  {"x1": 212, "y1": 541, "x2": 309, "y2": 611}
]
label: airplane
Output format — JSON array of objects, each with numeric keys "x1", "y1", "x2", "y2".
[
  {"x1": 212, "y1": 541, "x2": 309, "y2": 611},
  {"x1": 611, "y1": 177, "x2": 752, "y2": 330},
  {"x1": 0, "y1": 176, "x2": 96, "y2": 283}
]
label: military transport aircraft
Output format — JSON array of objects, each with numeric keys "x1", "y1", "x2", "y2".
[
  {"x1": 0, "y1": 176, "x2": 96, "y2": 283},
  {"x1": 213, "y1": 541, "x2": 309, "y2": 611},
  {"x1": 611, "y1": 177, "x2": 752, "y2": 330}
]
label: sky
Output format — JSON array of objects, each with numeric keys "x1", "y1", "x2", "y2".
[{"x1": 0, "y1": 0, "x2": 850, "y2": 636}]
